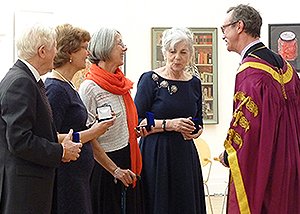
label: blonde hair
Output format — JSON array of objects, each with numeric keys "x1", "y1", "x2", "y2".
[{"x1": 54, "y1": 24, "x2": 90, "y2": 68}]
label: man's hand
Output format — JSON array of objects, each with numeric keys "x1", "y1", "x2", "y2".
[
  {"x1": 218, "y1": 151, "x2": 229, "y2": 167},
  {"x1": 61, "y1": 129, "x2": 82, "y2": 162}
]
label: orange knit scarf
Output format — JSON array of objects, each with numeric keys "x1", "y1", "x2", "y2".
[{"x1": 86, "y1": 64, "x2": 142, "y2": 180}]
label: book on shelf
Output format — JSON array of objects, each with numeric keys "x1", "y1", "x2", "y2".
[
  {"x1": 201, "y1": 73, "x2": 213, "y2": 83},
  {"x1": 204, "y1": 101, "x2": 212, "y2": 112},
  {"x1": 207, "y1": 86, "x2": 212, "y2": 98},
  {"x1": 194, "y1": 49, "x2": 212, "y2": 64},
  {"x1": 203, "y1": 86, "x2": 213, "y2": 98},
  {"x1": 194, "y1": 34, "x2": 213, "y2": 45},
  {"x1": 198, "y1": 66, "x2": 213, "y2": 74}
]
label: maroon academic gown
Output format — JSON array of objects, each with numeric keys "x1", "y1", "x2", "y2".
[{"x1": 225, "y1": 56, "x2": 300, "y2": 214}]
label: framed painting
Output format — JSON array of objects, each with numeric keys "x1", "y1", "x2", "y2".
[{"x1": 268, "y1": 23, "x2": 300, "y2": 72}]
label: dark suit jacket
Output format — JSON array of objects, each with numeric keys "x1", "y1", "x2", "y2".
[{"x1": 0, "y1": 60, "x2": 63, "y2": 214}]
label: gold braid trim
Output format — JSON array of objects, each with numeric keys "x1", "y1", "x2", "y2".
[
  {"x1": 277, "y1": 67, "x2": 288, "y2": 99},
  {"x1": 239, "y1": 114, "x2": 250, "y2": 132},
  {"x1": 248, "y1": 53, "x2": 260, "y2": 59},
  {"x1": 234, "y1": 92, "x2": 259, "y2": 118},
  {"x1": 237, "y1": 61, "x2": 293, "y2": 84},
  {"x1": 227, "y1": 129, "x2": 243, "y2": 148},
  {"x1": 234, "y1": 91, "x2": 246, "y2": 102},
  {"x1": 235, "y1": 96, "x2": 249, "y2": 111},
  {"x1": 238, "y1": 61, "x2": 294, "y2": 99},
  {"x1": 233, "y1": 111, "x2": 243, "y2": 127},
  {"x1": 245, "y1": 97, "x2": 258, "y2": 117},
  {"x1": 233, "y1": 111, "x2": 250, "y2": 132},
  {"x1": 224, "y1": 129, "x2": 251, "y2": 214},
  {"x1": 233, "y1": 130, "x2": 243, "y2": 148},
  {"x1": 233, "y1": 92, "x2": 258, "y2": 132}
]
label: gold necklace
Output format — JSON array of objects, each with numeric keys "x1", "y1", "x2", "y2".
[{"x1": 52, "y1": 70, "x2": 76, "y2": 90}]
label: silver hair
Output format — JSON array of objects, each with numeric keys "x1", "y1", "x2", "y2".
[
  {"x1": 88, "y1": 28, "x2": 119, "y2": 64},
  {"x1": 16, "y1": 24, "x2": 56, "y2": 60},
  {"x1": 161, "y1": 27, "x2": 194, "y2": 60}
]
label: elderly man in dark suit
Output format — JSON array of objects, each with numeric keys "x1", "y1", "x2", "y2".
[{"x1": 0, "y1": 24, "x2": 82, "y2": 214}]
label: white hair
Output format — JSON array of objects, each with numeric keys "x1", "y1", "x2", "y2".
[
  {"x1": 16, "y1": 24, "x2": 56, "y2": 60},
  {"x1": 161, "y1": 27, "x2": 194, "y2": 59}
]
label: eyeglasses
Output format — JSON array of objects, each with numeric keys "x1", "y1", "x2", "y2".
[
  {"x1": 221, "y1": 21, "x2": 238, "y2": 34},
  {"x1": 117, "y1": 41, "x2": 127, "y2": 49}
]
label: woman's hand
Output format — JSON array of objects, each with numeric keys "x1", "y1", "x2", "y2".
[
  {"x1": 168, "y1": 117, "x2": 195, "y2": 134},
  {"x1": 113, "y1": 167, "x2": 137, "y2": 187},
  {"x1": 90, "y1": 116, "x2": 116, "y2": 137},
  {"x1": 182, "y1": 126, "x2": 203, "y2": 141},
  {"x1": 91, "y1": 139, "x2": 137, "y2": 187},
  {"x1": 135, "y1": 118, "x2": 154, "y2": 137}
]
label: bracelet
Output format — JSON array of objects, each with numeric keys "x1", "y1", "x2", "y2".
[
  {"x1": 162, "y1": 119, "x2": 166, "y2": 132},
  {"x1": 113, "y1": 167, "x2": 120, "y2": 184}
]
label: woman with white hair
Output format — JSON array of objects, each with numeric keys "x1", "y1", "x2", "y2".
[{"x1": 134, "y1": 27, "x2": 206, "y2": 214}]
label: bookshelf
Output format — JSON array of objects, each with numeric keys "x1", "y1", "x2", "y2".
[{"x1": 151, "y1": 27, "x2": 218, "y2": 124}]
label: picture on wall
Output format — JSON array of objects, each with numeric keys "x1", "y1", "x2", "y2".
[{"x1": 268, "y1": 23, "x2": 300, "y2": 72}]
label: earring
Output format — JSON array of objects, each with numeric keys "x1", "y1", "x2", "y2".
[{"x1": 69, "y1": 58, "x2": 72, "y2": 63}]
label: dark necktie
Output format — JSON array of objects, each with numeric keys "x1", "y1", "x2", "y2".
[{"x1": 37, "y1": 79, "x2": 53, "y2": 120}]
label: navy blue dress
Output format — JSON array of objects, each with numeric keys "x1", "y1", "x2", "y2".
[
  {"x1": 134, "y1": 71, "x2": 206, "y2": 214},
  {"x1": 45, "y1": 78, "x2": 94, "y2": 214}
]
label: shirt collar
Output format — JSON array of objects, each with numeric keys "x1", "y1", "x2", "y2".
[
  {"x1": 240, "y1": 39, "x2": 261, "y2": 61},
  {"x1": 19, "y1": 58, "x2": 41, "y2": 82}
]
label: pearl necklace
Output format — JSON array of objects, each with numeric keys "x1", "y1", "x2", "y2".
[{"x1": 52, "y1": 70, "x2": 76, "y2": 91}]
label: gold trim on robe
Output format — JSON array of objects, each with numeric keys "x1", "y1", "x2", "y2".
[
  {"x1": 226, "y1": 91, "x2": 259, "y2": 213},
  {"x1": 224, "y1": 129, "x2": 251, "y2": 214},
  {"x1": 225, "y1": 59, "x2": 295, "y2": 213},
  {"x1": 238, "y1": 61, "x2": 293, "y2": 84}
]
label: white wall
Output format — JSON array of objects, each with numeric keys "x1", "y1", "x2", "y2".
[{"x1": 1, "y1": 0, "x2": 299, "y2": 194}]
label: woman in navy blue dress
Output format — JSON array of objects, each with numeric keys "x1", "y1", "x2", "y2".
[
  {"x1": 45, "y1": 24, "x2": 124, "y2": 214},
  {"x1": 134, "y1": 27, "x2": 206, "y2": 214}
]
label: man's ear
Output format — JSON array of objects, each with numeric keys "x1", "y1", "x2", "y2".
[
  {"x1": 237, "y1": 20, "x2": 244, "y2": 34},
  {"x1": 37, "y1": 45, "x2": 46, "y2": 58}
]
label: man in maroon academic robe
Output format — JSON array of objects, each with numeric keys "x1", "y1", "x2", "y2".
[{"x1": 220, "y1": 4, "x2": 300, "y2": 214}]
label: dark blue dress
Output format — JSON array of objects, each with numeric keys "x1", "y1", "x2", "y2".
[
  {"x1": 45, "y1": 78, "x2": 94, "y2": 214},
  {"x1": 134, "y1": 71, "x2": 206, "y2": 214}
]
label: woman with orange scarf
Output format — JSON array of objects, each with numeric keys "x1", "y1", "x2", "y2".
[{"x1": 78, "y1": 28, "x2": 144, "y2": 214}]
